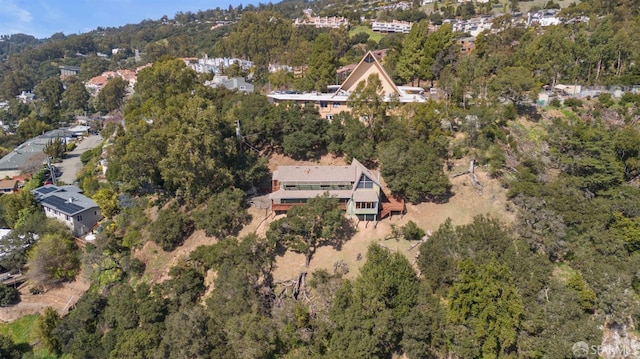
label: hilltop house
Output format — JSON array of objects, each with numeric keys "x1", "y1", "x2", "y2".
[
  {"x1": 32, "y1": 185, "x2": 101, "y2": 237},
  {"x1": 294, "y1": 15, "x2": 349, "y2": 29},
  {"x1": 205, "y1": 76, "x2": 254, "y2": 93},
  {"x1": 267, "y1": 51, "x2": 426, "y2": 120},
  {"x1": 0, "y1": 179, "x2": 19, "y2": 194},
  {"x1": 270, "y1": 159, "x2": 406, "y2": 222},
  {"x1": 371, "y1": 20, "x2": 413, "y2": 33},
  {"x1": 59, "y1": 65, "x2": 81, "y2": 78}
]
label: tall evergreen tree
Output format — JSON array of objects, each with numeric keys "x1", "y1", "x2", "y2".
[
  {"x1": 305, "y1": 33, "x2": 337, "y2": 92},
  {"x1": 396, "y1": 20, "x2": 430, "y2": 86}
]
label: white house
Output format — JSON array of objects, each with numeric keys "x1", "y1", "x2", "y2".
[
  {"x1": 205, "y1": 76, "x2": 254, "y2": 93},
  {"x1": 371, "y1": 20, "x2": 414, "y2": 33},
  {"x1": 32, "y1": 185, "x2": 102, "y2": 237}
]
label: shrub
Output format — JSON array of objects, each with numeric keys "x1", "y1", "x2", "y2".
[
  {"x1": 150, "y1": 206, "x2": 193, "y2": 251},
  {"x1": 401, "y1": 221, "x2": 425, "y2": 241},
  {"x1": 598, "y1": 92, "x2": 614, "y2": 108},
  {"x1": 0, "y1": 284, "x2": 19, "y2": 306},
  {"x1": 564, "y1": 98, "x2": 583, "y2": 110}
]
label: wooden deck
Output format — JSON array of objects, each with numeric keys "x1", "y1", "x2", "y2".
[
  {"x1": 379, "y1": 194, "x2": 405, "y2": 220},
  {"x1": 0, "y1": 273, "x2": 27, "y2": 286}
]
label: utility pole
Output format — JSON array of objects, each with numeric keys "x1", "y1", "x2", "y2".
[{"x1": 46, "y1": 156, "x2": 56, "y2": 186}]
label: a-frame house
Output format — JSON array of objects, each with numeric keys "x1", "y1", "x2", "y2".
[
  {"x1": 267, "y1": 51, "x2": 426, "y2": 120},
  {"x1": 333, "y1": 51, "x2": 402, "y2": 99}
]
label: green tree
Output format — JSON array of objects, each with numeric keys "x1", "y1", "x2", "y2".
[
  {"x1": 225, "y1": 312, "x2": 279, "y2": 358},
  {"x1": 269, "y1": 69, "x2": 293, "y2": 91},
  {"x1": 305, "y1": 33, "x2": 338, "y2": 92},
  {"x1": 159, "y1": 306, "x2": 225, "y2": 359},
  {"x1": 0, "y1": 334, "x2": 21, "y2": 359},
  {"x1": 522, "y1": 26, "x2": 573, "y2": 87},
  {"x1": 93, "y1": 187, "x2": 119, "y2": 218},
  {"x1": 348, "y1": 73, "x2": 388, "y2": 143},
  {"x1": 267, "y1": 194, "x2": 353, "y2": 267},
  {"x1": 281, "y1": 104, "x2": 328, "y2": 160},
  {"x1": 327, "y1": 112, "x2": 376, "y2": 166},
  {"x1": 401, "y1": 220, "x2": 425, "y2": 241},
  {"x1": 135, "y1": 57, "x2": 197, "y2": 104},
  {"x1": 488, "y1": 66, "x2": 536, "y2": 105},
  {"x1": 53, "y1": 291, "x2": 107, "y2": 358},
  {"x1": 614, "y1": 126, "x2": 640, "y2": 181},
  {"x1": 16, "y1": 116, "x2": 50, "y2": 141},
  {"x1": 62, "y1": 76, "x2": 90, "y2": 113},
  {"x1": 35, "y1": 76, "x2": 64, "y2": 120},
  {"x1": 0, "y1": 284, "x2": 19, "y2": 306},
  {"x1": 329, "y1": 244, "x2": 424, "y2": 357},
  {"x1": 396, "y1": 20, "x2": 429, "y2": 86},
  {"x1": 448, "y1": 259, "x2": 523, "y2": 359},
  {"x1": 548, "y1": 118, "x2": 624, "y2": 193},
  {"x1": 378, "y1": 138, "x2": 451, "y2": 202},
  {"x1": 97, "y1": 77, "x2": 128, "y2": 113},
  {"x1": 42, "y1": 136, "x2": 66, "y2": 160},
  {"x1": 108, "y1": 325, "x2": 163, "y2": 359},
  {"x1": 35, "y1": 307, "x2": 61, "y2": 353},
  {"x1": 27, "y1": 233, "x2": 80, "y2": 288},
  {"x1": 0, "y1": 190, "x2": 37, "y2": 229},
  {"x1": 194, "y1": 188, "x2": 251, "y2": 238},
  {"x1": 158, "y1": 99, "x2": 237, "y2": 204},
  {"x1": 420, "y1": 23, "x2": 456, "y2": 86},
  {"x1": 80, "y1": 55, "x2": 109, "y2": 81},
  {"x1": 150, "y1": 205, "x2": 193, "y2": 251}
]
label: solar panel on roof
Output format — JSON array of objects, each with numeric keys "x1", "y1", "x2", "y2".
[
  {"x1": 41, "y1": 196, "x2": 84, "y2": 215},
  {"x1": 37, "y1": 187, "x2": 58, "y2": 195}
]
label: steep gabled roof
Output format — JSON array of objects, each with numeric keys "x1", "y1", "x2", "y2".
[
  {"x1": 350, "y1": 158, "x2": 381, "y2": 189},
  {"x1": 334, "y1": 51, "x2": 401, "y2": 99}
]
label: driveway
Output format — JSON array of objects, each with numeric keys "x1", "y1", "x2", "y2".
[{"x1": 56, "y1": 135, "x2": 103, "y2": 184}]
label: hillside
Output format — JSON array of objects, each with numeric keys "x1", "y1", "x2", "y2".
[{"x1": 0, "y1": 0, "x2": 639, "y2": 358}]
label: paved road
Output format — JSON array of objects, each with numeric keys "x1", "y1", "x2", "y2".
[{"x1": 56, "y1": 135, "x2": 103, "y2": 185}]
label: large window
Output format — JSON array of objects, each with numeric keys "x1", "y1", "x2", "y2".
[
  {"x1": 357, "y1": 174, "x2": 374, "y2": 189},
  {"x1": 364, "y1": 54, "x2": 374, "y2": 63},
  {"x1": 283, "y1": 182, "x2": 352, "y2": 191},
  {"x1": 282, "y1": 198, "x2": 308, "y2": 204},
  {"x1": 355, "y1": 202, "x2": 376, "y2": 209}
]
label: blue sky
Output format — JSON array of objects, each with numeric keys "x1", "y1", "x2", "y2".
[{"x1": 0, "y1": 0, "x2": 260, "y2": 39}]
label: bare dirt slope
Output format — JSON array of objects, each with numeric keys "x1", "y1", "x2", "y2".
[
  {"x1": 0, "y1": 275, "x2": 90, "y2": 322},
  {"x1": 135, "y1": 229, "x2": 218, "y2": 283}
]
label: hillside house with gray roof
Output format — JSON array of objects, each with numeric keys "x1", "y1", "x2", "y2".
[{"x1": 32, "y1": 185, "x2": 101, "y2": 236}]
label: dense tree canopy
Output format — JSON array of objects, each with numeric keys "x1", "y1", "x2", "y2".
[{"x1": 3, "y1": 2, "x2": 640, "y2": 358}]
